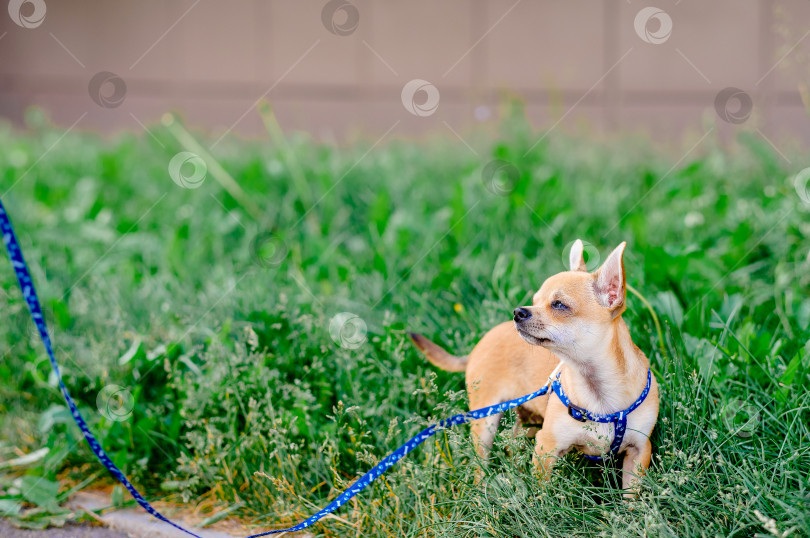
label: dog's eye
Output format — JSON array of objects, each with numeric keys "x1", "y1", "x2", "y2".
[{"x1": 551, "y1": 300, "x2": 569, "y2": 311}]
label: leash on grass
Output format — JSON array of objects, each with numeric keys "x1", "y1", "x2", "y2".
[
  {"x1": 1, "y1": 197, "x2": 564, "y2": 536},
  {"x1": 2, "y1": 198, "x2": 655, "y2": 534}
]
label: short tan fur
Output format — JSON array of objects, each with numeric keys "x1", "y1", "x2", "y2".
[{"x1": 409, "y1": 240, "x2": 659, "y2": 495}]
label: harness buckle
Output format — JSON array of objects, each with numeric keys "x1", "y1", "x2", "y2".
[{"x1": 567, "y1": 404, "x2": 588, "y2": 422}]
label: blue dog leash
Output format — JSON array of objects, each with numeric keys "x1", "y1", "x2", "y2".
[
  {"x1": 0, "y1": 197, "x2": 558, "y2": 536},
  {"x1": 1, "y1": 197, "x2": 650, "y2": 535},
  {"x1": 0, "y1": 199, "x2": 204, "y2": 537},
  {"x1": 552, "y1": 369, "x2": 652, "y2": 460}
]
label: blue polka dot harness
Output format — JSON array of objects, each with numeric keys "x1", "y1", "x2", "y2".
[{"x1": 551, "y1": 368, "x2": 653, "y2": 460}]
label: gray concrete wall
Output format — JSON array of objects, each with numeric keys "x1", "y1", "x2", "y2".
[{"x1": 1, "y1": 1, "x2": 809, "y2": 146}]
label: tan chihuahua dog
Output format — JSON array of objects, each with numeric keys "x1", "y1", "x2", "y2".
[{"x1": 410, "y1": 240, "x2": 658, "y2": 493}]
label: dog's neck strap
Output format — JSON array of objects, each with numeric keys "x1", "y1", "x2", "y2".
[{"x1": 551, "y1": 369, "x2": 652, "y2": 460}]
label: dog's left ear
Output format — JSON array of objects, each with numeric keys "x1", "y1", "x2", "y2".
[
  {"x1": 569, "y1": 239, "x2": 587, "y2": 272},
  {"x1": 594, "y1": 242, "x2": 626, "y2": 316}
]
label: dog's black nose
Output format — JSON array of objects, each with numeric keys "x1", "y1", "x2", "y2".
[{"x1": 513, "y1": 307, "x2": 532, "y2": 321}]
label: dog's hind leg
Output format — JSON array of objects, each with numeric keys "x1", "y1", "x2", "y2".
[{"x1": 470, "y1": 413, "x2": 502, "y2": 462}]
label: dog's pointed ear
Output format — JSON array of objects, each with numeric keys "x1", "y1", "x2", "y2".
[
  {"x1": 569, "y1": 239, "x2": 587, "y2": 272},
  {"x1": 593, "y1": 242, "x2": 626, "y2": 315}
]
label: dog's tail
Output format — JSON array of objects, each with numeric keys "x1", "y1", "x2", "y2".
[{"x1": 408, "y1": 332, "x2": 468, "y2": 372}]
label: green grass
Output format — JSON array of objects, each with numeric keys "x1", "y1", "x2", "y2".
[{"x1": 1, "y1": 104, "x2": 809, "y2": 536}]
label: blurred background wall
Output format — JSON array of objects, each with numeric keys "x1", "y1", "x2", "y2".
[{"x1": 1, "y1": 0, "x2": 808, "y2": 146}]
